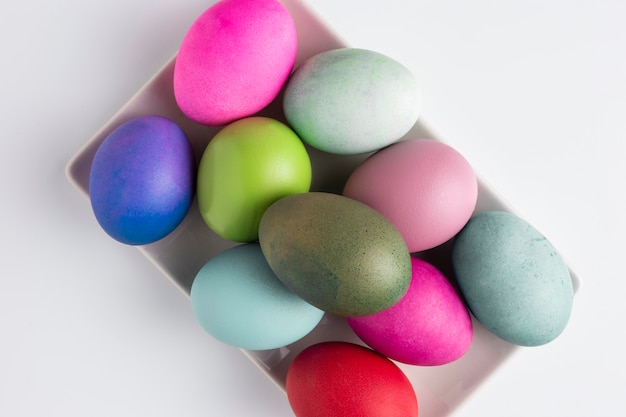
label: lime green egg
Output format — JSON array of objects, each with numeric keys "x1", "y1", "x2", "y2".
[
  {"x1": 258, "y1": 192, "x2": 412, "y2": 317},
  {"x1": 197, "y1": 117, "x2": 312, "y2": 242}
]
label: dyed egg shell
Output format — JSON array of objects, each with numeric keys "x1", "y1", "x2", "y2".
[
  {"x1": 283, "y1": 48, "x2": 421, "y2": 155},
  {"x1": 452, "y1": 211, "x2": 574, "y2": 346},
  {"x1": 286, "y1": 341, "x2": 418, "y2": 417},
  {"x1": 190, "y1": 243, "x2": 324, "y2": 350},
  {"x1": 89, "y1": 115, "x2": 194, "y2": 245},
  {"x1": 197, "y1": 117, "x2": 312, "y2": 242},
  {"x1": 343, "y1": 138, "x2": 477, "y2": 252},
  {"x1": 347, "y1": 257, "x2": 473, "y2": 366},
  {"x1": 173, "y1": 0, "x2": 297, "y2": 125},
  {"x1": 258, "y1": 192, "x2": 411, "y2": 317}
]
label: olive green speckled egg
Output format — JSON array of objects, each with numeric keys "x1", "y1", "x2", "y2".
[{"x1": 258, "y1": 192, "x2": 412, "y2": 317}]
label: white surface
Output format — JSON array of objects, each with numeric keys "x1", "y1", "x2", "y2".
[{"x1": 1, "y1": 0, "x2": 623, "y2": 416}]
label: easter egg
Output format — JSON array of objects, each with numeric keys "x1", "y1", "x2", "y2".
[
  {"x1": 286, "y1": 341, "x2": 418, "y2": 417},
  {"x1": 258, "y1": 192, "x2": 411, "y2": 317},
  {"x1": 283, "y1": 48, "x2": 421, "y2": 155},
  {"x1": 347, "y1": 257, "x2": 473, "y2": 366},
  {"x1": 89, "y1": 115, "x2": 194, "y2": 245},
  {"x1": 343, "y1": 138, "x2": 477, "y2": 252},
  {"x1": 452, "y1": 211, "x2": 574, "y2": 346},
  {"x1": 173, "y1": 0, "x2": 297, "y2": 125},
  {"x1": 190, "y1": 243, "x2": 324, "y2": 350},
  {"x1": 197, "y1": 117, "x2": 312, "y2": 242}
]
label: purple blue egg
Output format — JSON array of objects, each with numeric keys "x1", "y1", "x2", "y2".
[{"x1": 89, "y1": 115, "x2": 195, "y2": 245}]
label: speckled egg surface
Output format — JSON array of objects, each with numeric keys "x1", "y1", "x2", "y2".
[
  {"x1": 258, "y1": 192, "x2": 411, "y2": 317},
  {"x1": 190, "y1": 243, "x2": 324, "y2": 350},
  {"x1": 452, "y1": 211, "x2": 574, "y2": 346},
  {"x1": 347, "y1": 256, "x2": 473, "y2": 366},
  {"x1": 173, "y1": 0, "x2": 297, "y2": 126},
  {"x1": 343, "y1": 138, "x2": 477, "y2": 252},
  {"x1": 197, "y1": 117, "x2": 311, "y2": 242},
  {"x1": 89, "y1": 115, "x2": 194, "y2": 245},
  {"x1": 283, "y1": 48, "x2": 421, "y2": 155}
]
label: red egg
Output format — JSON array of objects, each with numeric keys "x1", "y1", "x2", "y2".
[{"x1": 286, "y1": 342, "x2": 418, "y2": 417}]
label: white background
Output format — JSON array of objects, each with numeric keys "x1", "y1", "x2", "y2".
[{"x1": 1, "y1": 0, "x2": 624, "y2": 416}]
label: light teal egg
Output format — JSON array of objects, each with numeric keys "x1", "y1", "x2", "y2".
[
  {"x1": 283, "y1": 48, "x2": 421, "y2": 155},
  {"x1": 190, "y1": 243, "x2": 324, "y2": 350},
  {"x1": 451, "y1": 211, "x2": 574, "y2": 346}
]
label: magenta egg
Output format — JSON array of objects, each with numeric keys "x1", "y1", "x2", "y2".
[
  {"x1": 347, "y1": 257, "x2": 473, "y2": 366},
  {"x1": 173, "y1": 0, "x2": 297, "y2": 126}
]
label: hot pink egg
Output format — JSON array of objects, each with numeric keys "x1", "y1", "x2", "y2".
[
  {"x1": 347, "y1": 257, "x2": 473, "y2": 366},
  {"x1": 173, "y1": 0, "x2": 297, "y2": 126},
  {"x1": 343, "y1": 138, "x2": 477, "y2": 252}
]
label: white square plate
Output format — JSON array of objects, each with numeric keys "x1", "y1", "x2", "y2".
[{"x1": 66, "y1": 1, "x2": 580, "y2": 415}]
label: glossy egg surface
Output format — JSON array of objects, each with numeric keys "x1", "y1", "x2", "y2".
[
  {"x1": 197, "y1": 117, "x2": 311, "y2": 242},
  {"x1": 286, "y1": 341, "x2": 418, "y2": 417}
]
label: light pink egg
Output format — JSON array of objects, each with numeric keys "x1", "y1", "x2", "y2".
[
  {"x1": 173, "y1": 0, "x2": 297, "y2": 126},
  {"x1": 343, "y1": 138, "x2": 477, "y2": 252},
  {"x1": 347, "y1": 257, "x2": 473, "y2": 366}
]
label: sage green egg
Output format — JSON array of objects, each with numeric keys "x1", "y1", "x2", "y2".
[
  {"x1": 258, "y1": 192, "x2": 412, "y2": 317},
  {"x1": 283, "y1": 48, "x2": 421, "y2": 155},
  {"x1": 197, "y1": 117, "x2": 312, "y2": 242},
  {"x1": 451, "y1": 211, "x2": 574, "y2": 346}
]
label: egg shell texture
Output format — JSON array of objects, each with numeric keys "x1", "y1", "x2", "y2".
[
  {"x1": 283, "y1": 48, "x2": 421, "y2": 155},
  {"x1": 343, "y1": 138, "x2": 478, "y2": 252},
  {"x1": 452, "y1": 211, "x2": 574, "y2": 346},
  {"x1": 173, "y1": 0, "x2": 297, "y2": 126},
  {"x1": 258, "y1": 192, "x2": 412, "y2": 317},
  {"x1": 286, "y1": 341, "x2": 418, "y2": 417},
  {"x1": 190, "y1": 243, "x2": 324, "y2": 350},
  {"x1": 348, "y1": 256, "x2": 473, "y2": 366},
  {"x1": 197, "y1": 117, "x2": 312, "y2": 242},
  {"x1": 88, "y1": 115, "x2": 194, "y2": 245}
]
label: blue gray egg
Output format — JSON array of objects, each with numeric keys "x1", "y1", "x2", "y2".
[{"x1": 451, "y1": 211, "x2": 574, "y2": 346}]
